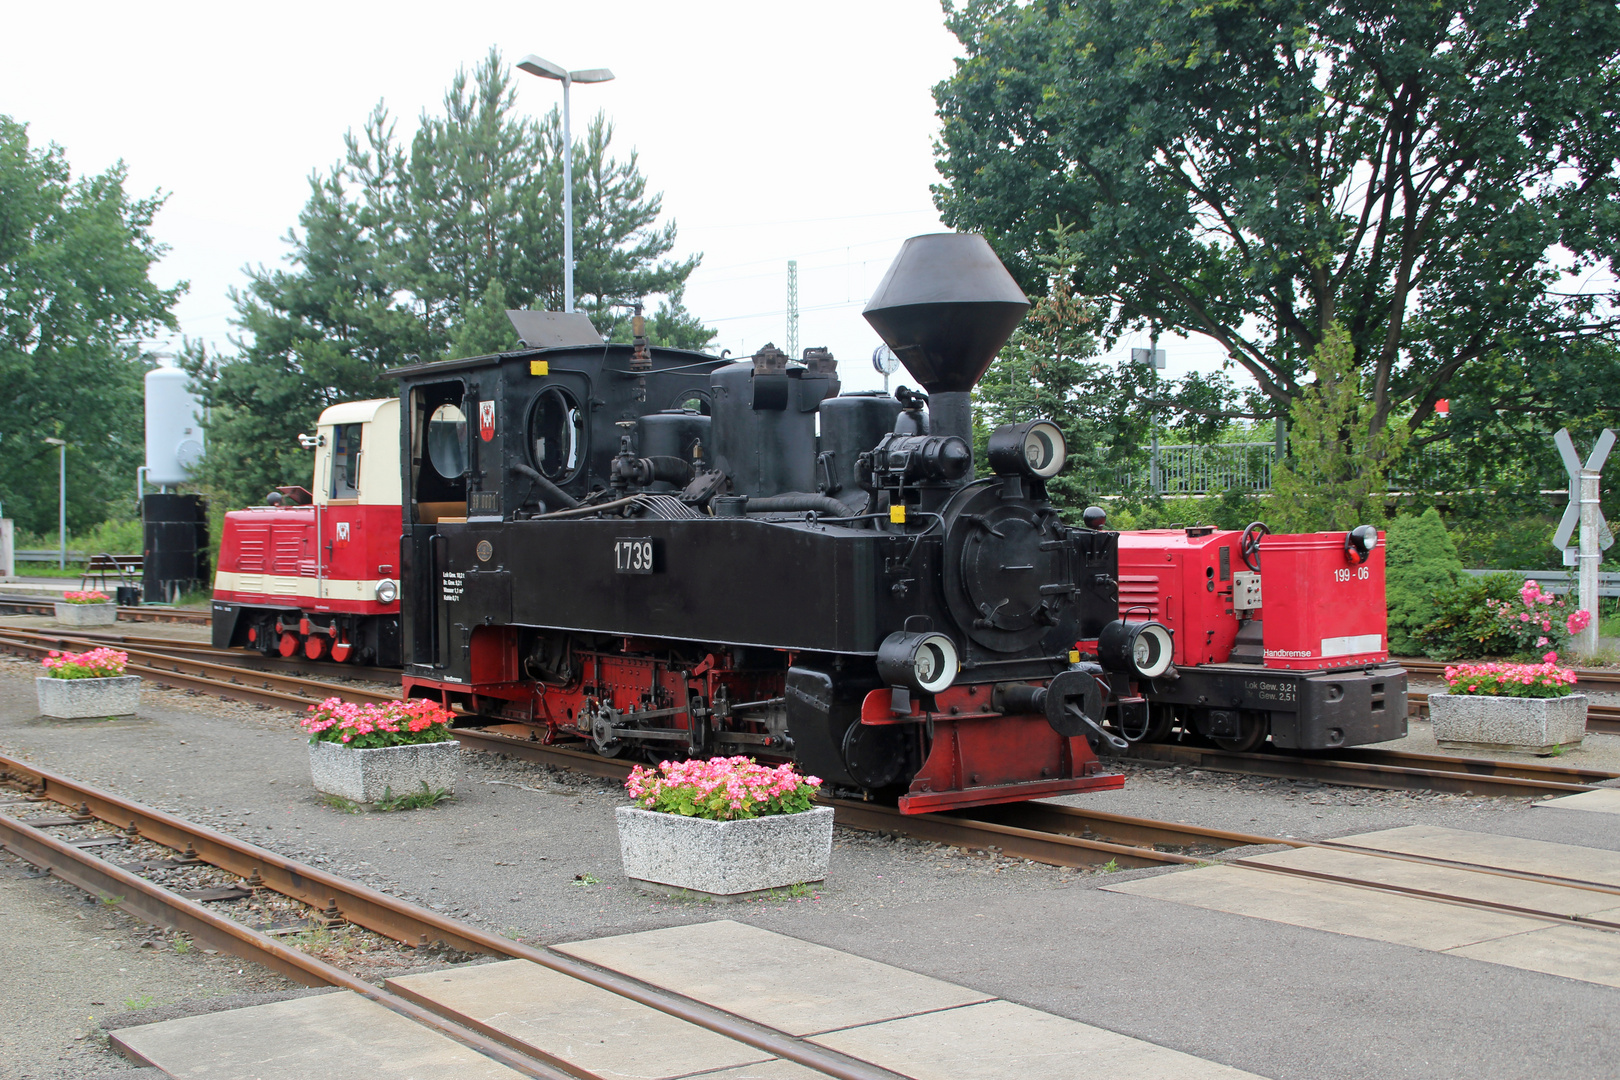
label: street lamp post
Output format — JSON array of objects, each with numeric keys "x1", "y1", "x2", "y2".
[
  {"x1": 43, "y1": 437, "x2": 65, "y2": 569},
  {"x1": 517, "y1": 54, "x2": 615, "y2": 314}
]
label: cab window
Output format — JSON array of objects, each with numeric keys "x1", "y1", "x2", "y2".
[{"x1": 331, "y1": 423, "x2": 362, "y2": 498}]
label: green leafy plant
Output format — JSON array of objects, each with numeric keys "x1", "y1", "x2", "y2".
[
  {"x1": 172, "y1": 936, "x2": 192, "y2": 955},
  {"x1": 1384, "y1": 509, "x2": 1462, "y2": 655},
  {"x1": 376, "y1": 782, "x2": 453, "y2": 812},
  {"x1": 317, "y1": 793, "x2": 362, "y2": 814},
  {"x1": 123, "y1": 994, "x2": 154, "y2": 1010},
  {"x1": 625, "y1": 756, "x2": 820, "y2": 821},
  {"x1": 1416, "y1": 574, "x2": 1525, "y2": 660},
  {"x1": 572, "y1": 874, "x2": 599, "y2": 887},
  {"x1": 1099, "y1": 859, "x2": 1121, "y2": 873}
]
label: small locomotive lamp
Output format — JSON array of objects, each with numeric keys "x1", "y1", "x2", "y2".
[
  {"x1": 1098, "y1": 619, "x2": 1175, "y2": 679},
  {"x1": 876, "y1": 630, "x2": 961, "y2": 696},
  {"x1": 1344, "y1": 525, "x2": 1379, "y2": 564},
  {"x1": 987, "y1": 419, "x2": 1067, "y2": 480}
]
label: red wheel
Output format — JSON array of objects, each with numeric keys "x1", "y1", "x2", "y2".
[
  {"x1": 304, "y1": 635, "x2": 328, "y2": 660},
  {"x1": 331, "y1": 639, "x2": 352, "y2": 663},
  {"x1": 246, "y1": 627, "x2": 257, "y2": 643},
  {"x1": 278, "y1": 633, "x2": 299, "y2": 658}
]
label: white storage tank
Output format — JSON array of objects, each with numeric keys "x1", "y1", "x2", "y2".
[{"x1": 144, "y1": 361, "x2": 205, "y2": 487}]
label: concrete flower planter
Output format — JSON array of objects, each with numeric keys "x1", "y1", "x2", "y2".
[
  {"x1": 36, "y1": 675, "x2": 141, "y2": 719},
  {"x1": 308, "y1": 739, "x2": 461, "y2": 804},
  {"x1": 616, "y1": 805, "x2": 835, "y2": 901},
  {"x1": 53, "y1": 602, "x2": 117, "y2": 627},
  {"x1": 1429, "y1": 692, "x2": 1587, "y2": 754}
]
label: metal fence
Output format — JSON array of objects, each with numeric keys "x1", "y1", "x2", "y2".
[
  {"x1": 1461, "y1": 569, "x2": 1620, "y2": 598},
  {"x1": 1112, "y1": 442, "x2": 1276, "y2": 495}
]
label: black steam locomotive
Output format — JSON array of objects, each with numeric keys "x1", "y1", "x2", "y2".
[{"x1": 389, "y1": 234, "x2": 1169, "y2": 812}]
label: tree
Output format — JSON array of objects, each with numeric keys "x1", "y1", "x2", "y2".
[
  {"x1": 190, "y1": 48, "x2": 710, "y2": 507},
  {"x1": 934, "y1": 0, "x2": 1620, "y2": 450},
  {"x1": 0, "y1": 116, "x2": 182, "y2": 535},
  {"x1": 1270, "y1": 322, "x2": 1407, "y2": 530},
  {"x1": 971, "y1": 229, "x2": 1160, "y2": 512},
  {"x1": 1384, "y1": 508, "x2": 1462, "y2": 654}
]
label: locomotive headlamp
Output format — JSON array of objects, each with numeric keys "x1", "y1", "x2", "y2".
[
  {"x1": 987, "y1": 420, "x2": 1067, "y2": 479},
  {"x1": 1098, "y1": 619, "x2": 1175, "y2": 679},
  {"x1": 877, "y1": 631, "x2": 960, "y2": 695},
  {"x1": 1344, "y1": 525, "x2": 1379, "y2": 564},
  {"x1": 375, "y1": 579, "x2": 398, "y2": 604}
]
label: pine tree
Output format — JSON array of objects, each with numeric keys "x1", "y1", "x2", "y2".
[
  {"x1": 189, "y1": 48, "x2": 711, "y2": 508},
  {"x1": 1384, "y1": 508, "x2": 1463, "y2": 655},
  {"x1": 1270, "y1": 323, "x2": 1408, "y2": 532}
]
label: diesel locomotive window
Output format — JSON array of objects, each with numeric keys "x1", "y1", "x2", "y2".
[
  {"x1": 427, "y1": 404, "x2": 469, "y2": 479},
  {"x1": 528, "y1": 386, "x2": 585, "y2": 481},
  {"x1": 331, "y1": 423, "x2": 362, "y2": 498}
]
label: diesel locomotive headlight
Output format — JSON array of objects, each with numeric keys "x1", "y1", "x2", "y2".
[
  {"x1": 375, "y1": 579, "x2": 398, "y2": 604},
  {"x1": 987, "y1": 419, "x2": 1067, "y2": 479},
  {"x1": 876, "y1": 631, "x2": 960, "y2": 695},
  {"x1": 1098, "y1": 619, "x2": 1174, "y2": 679},
  {"x1": 1345, "y1": 524, "x2": 1379, "y2": 564}
]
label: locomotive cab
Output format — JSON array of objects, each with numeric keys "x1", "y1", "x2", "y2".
[{"x1": 212, "y1": 399, "x2": 403, "y2": 665}]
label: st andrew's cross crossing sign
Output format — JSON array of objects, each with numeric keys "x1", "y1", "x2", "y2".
[{"x1": 1551, "y1": 428, "x2": 1614, "y2": 556}]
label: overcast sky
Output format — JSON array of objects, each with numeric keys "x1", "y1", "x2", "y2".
[{"x1": 2, "y1": 0, "x2": 1229, "y2": 395}]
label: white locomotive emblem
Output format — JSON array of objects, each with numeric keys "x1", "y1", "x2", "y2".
[
  {"x1": 335, "y1": 521, "x2": 350, "y2": 546},
  {"x1": 479, "y1": 400, "x2": 495, "y2": 442}
]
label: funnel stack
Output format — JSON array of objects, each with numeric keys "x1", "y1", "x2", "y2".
[{"x1": 862, "y1": 233, "x2": 1029, "y2": 450}]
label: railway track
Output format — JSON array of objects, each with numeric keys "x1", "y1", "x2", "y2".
[
  {"x1": 0, "y1": 596, "x2": 210, "y2": 625},
  {"x1": 0, "y1": 625, "x2": 399, "y2": 685},
  {"x1": 0, "y1": 753, "x2": 904, "y2": 1080},
  {"x1": 4, "y1": 628, "x2": 1612, "y2": 801},
  {"x1": 0, "y1": 626, "x2": 397, "y2": 710}
]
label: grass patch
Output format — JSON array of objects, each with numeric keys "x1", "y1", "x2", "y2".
[
  {"x1": 572, "y1": 874, "x2": 600, "y2": 887},
  {"x1": 1099, "y1": 858, "x2": 1121, "y2": 873},
  {"x1": 123, "y1": 994, "x2": 155, "y2": 1010},
  {"x1": 172, "y1": 936, "x2": 193, "y2": 955},
  {"x1": 376, "y1": 783, "x2": 454, "y2": 812},
  {"x1": 317, "y1": 793, "x2": 362, "y2": 814}
]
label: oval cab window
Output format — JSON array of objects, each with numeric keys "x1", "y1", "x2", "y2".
[{"x1": 427, "y1": 404, "x2": 468, "y2": 478}]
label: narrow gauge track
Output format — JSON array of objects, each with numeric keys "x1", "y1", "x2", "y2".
[
  {"x1": 0, "y1": 626, "x2": 398, "y2": 685},
  {"x1": 1122, "y1": 740, "x2": 1617, "y2": 798},
  {"x1": 0, "y1": 596, "x2": 210, "y2": 625},
  {"x1": 0, "y1": 626, "x2": 396, "y2": 711},
  {"x1": 0, "y1": 754, "x2": 906, "y2": 1080},
  {"x1": 5, "y1": 626, "x2": 1611, "y2": 800}
]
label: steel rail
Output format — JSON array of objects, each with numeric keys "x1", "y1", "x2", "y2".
[
  {"x1": 0, "y1": 754, "x2": 906, "y2": 1080},
  {"x1": 0, "y1": 596, "x2": 210, "y2": 625},
  {"x1": 1122, "y1": 741, "x2": 1611, "y2": 797},
  {"x1": 1, "y1": 626, "x2": 400, "y2": 684},
  {"x1": 0, "y1": 809, "x2": 581, "y2": 1080},
  {"x1": 0, "y1": 628, "x2": 397, "y2": 709}
]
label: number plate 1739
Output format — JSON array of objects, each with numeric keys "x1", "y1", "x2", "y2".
[{"x1": 615, "y1": 538, "x2": 656, "y2": 574}]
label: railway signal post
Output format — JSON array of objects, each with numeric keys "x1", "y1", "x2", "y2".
[{"x1": 1552, "y1": 427, "x2": 1615, "y2": 658}]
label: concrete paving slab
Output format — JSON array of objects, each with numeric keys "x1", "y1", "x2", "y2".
[
  {"x1": 388, "y1": 958, "x2": 774, "y2": 1080},
  {"x1": 1104, "y1": 865, "x2": 1546, "y2": 951},
  {"x1": 110, "y1": 989, "x2": 528, "y2": 1079},
  {"x1": 1534, "y1": 789, "x2": 1620, "y2": 815},
  {"x1": 811, "y1": 1000, "x2": 1264, "y2": 1080},
  {"x1": 554, "y1": 919, "x2": 993, "y2": 1036},
  {"x1": 1448, "y1": 924, "x2": 1620, "y2": 988},
  {"x1": 1242, "y1": 846, "x2": 1616, "y2": 916},
  {"x1": 1333, "y1": 824, "x2": 1620, "y2": 886}
]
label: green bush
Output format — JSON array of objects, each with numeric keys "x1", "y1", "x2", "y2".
[
  {"x1": 1415, "y1": 573, "x2": 1523, "y2": 660},
  {"x1": 1384, "y1": 509, "x2": 1462, "y2": 654}
]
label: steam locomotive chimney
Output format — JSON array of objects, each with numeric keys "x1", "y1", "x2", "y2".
[{"x1": 862, "y1": 233, "x2": 1029, "y2": 448}]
